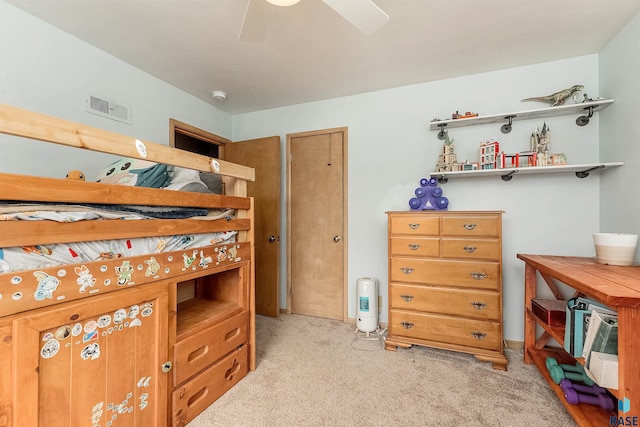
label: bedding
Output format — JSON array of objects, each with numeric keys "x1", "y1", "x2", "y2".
[
  {"x1": 0, "y1": 202, "x2": 235, "y2": 220},
  {"x1": 0, "y1": 230, "x2": 237, "y2": 274}
]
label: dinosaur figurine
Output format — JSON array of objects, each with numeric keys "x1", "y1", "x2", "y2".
[{"x1": 521, "y1": 85, "x2": 584, "y2": 106}]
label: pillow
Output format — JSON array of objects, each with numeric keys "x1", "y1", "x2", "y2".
[
  {"x1": 165, "y1": 167, "x2": 221, "y2": 194},
  {"x1": 96, "y1": 158, "x2": 170, "y2": 188},
  {"x1": 199, "y1": 172, "x2": 223, "y2": 194}
]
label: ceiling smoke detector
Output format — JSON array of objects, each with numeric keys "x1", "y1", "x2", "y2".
[{"x1": 211, "y1": 90, "x2": 227, "y2": 101}]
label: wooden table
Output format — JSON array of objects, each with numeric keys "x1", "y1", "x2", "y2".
[{"x1": 518, "y1": 254, "x2": 640, "y2": 426}]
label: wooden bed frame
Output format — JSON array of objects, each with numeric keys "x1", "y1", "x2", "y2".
[{"x1": 0, "y1": 104, "x2": 255, "y2": 426}]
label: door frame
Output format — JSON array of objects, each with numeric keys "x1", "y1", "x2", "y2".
[{"x1": 285, "y1": 127, "x2": 348, "y2": 321}]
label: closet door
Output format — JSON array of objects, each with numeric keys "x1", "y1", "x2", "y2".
[{"x1": 12, "y1": 282, "x2": 169, "y2": 426}]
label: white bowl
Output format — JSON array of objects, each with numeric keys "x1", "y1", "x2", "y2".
[{"x1": 593, "y1": 233, "x2": 638, "y2": 266}]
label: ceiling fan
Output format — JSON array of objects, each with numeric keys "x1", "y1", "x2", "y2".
[{"x1": 239, "y1": 0, "x2": 389, "y2": 42}]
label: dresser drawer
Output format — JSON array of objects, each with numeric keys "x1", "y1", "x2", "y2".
[
  {"x1": 441, "y1": 215, "x2": 500, "y2": 237},
  {"x1": 440, "y1": 238, "x2": 500, "y2": 260},
  {"x1": 390, "y1": 310, "x2": 502, "y2": 351},
  {"x1": 390, "y1": 237, "x2": 439, "y2": 257},
  {"x1": 390, "y1": 258, "x2": 499, "y2": 290},
  {"x1": 174, "y1": 311, "x2": 248, "y2": 385},
  {"x1": 390, "y1": 284, "x2": 500, "y2": 320},
  {"x1": 172, "y1": 345, "x2": 248, "y2": 426},
  {"x1": 389, "y1": 215, "x2": 439, "y2": 235}
]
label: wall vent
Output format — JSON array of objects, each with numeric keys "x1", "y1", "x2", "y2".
[{"x1": 85, "y1": 94, "x2": 132, "y2": 124}]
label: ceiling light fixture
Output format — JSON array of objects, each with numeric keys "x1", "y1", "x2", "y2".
[
  {"x1": 265, "y1": 0, "x2": 301, "y2": 6},
  {"x1": 211, "y1": 90, "x2": 227, "y2": 101}
]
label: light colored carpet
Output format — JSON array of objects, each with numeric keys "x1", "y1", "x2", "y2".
[{"x1": 187, "y1": 313, "x2": 576, "y2": 427}]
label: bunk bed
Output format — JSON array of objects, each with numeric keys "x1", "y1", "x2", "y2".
[{"x1": 0, "y1": 104, "x2": 255, "y2": 426}]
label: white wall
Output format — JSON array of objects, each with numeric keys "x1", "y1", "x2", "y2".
[
  {"x1": 599, "y1": 11, "x2": 640, "y2": 260},
  {"x1": 233, "y1": 55, "x2": 605, "y2": 341},
  {"x1": 0, "y1": 1, "x2": 231, "y2": 180}
]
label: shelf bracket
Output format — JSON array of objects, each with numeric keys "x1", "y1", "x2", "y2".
[
  {"x1": 575, "y1": 164, "x2": 604, "y2": 178},
  {"x1": 500, "y1": 170, "x2": 518, "y2": 181},
  {"x1": 576, "y1": 106, "x2": 595, "y2": 127},
  {"x1": 437, "y1": 123, "x2": 448, "y2": 140},
  {"x1": 436, "y1": 174, "x2": 448, "y2": 184},
  {"x1": 500, "y1": 115, "x2": 516, "y2": 134}
]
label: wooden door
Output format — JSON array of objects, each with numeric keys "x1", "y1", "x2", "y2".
[
  {"x1": 225, "y1": 136, "x2": 281, "y2": 317},
  {"x1": 287, "y1": 128, "x2": 347, "y2": 320},
  {"x1": 11, "y1": 282, "x2": 169, "y2": 426}
]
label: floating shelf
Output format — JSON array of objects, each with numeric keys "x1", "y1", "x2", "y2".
[
  {"x1": 430, "y1": 99, "x2": 614, "y2": 132},
  {"x1": 432, "y1": 162, "x2": 623, "y2": 183}
]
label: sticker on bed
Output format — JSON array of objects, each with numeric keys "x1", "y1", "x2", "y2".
[
  {"x1": 198, "y1": 250, "x2": 212, "y2": 268},
  {"x1": 115, "y1": 261, "x2": 135, "y2": 286},
  {"x1": 144, "y1": 257, "x2": 161, "y2": 277},
  {"x1": 75, "y1": 265, "x2": 97, "y2": 293},
  {"x1": 33, "y1": 271, "x2": 60, "y2": 301},
  {"x1": 182, "y1": 250, "x2": 198, "y2": 270}
]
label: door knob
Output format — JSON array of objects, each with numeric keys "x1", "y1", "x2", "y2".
[
  {"x1": 333, "y1": 235, "x2": 341, "y2": 242},
  {"x1": 269, "y1": 236, "x2": 276, "y2": 242}
]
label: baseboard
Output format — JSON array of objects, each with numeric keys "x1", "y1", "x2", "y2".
[{"x1": 505, "y1": 339, "x2": 524, "y2": 349}]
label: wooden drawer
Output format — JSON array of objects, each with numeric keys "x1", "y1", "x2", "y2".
[
  {"x1": 174, "y1": 311, "x2": 248, "y2": 385},
  {"x1": 389, "y1": 215, "x2": 439, "y2": 236},
  {"x1": 172, "y1": 345, "x2": 248, "y2": 426},
  {"x1": 389, "y1": 310, "x2": 502, "y2": 351},
  {"x1": 390, "y1": 258, "x2": 499, "y2": 290},
  {"x1": 390, "y1": 237, "x2": 439, "y2": 257},
  {"x1": 390, "y1": 284, "x2": 500, "y2": 320},
  {"x1": 440, "y1": 238, "x2": 500, "y2": 260},
  {"x1": 441, "y1": 215, "x2": 500, "y2": 237}
]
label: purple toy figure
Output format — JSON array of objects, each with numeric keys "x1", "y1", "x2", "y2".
[{"x1": 409, "y1": 178, "x2": 448, "y2": 211}]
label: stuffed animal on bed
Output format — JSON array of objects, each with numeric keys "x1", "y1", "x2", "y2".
[
  {"x1": 65, "y1": 170, "x2": 86, "y2": 181},
  {"x1": 96, "y1": 158, "x2": 170, "y2": 188}
]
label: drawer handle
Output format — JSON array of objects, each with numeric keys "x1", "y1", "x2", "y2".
[
  {"x1": 408, "y1": 244, "x2": 420, "y2": 250},
  {"x1": 471, "y1": 331, "x2": 487, "y2": 340},
  {"x1": 408, "y1": 223, "x2": 420, "y2": 229},
  {"x1": 225, "y1": 327, "x2": 240, "y2": 342},
  {"x1": 225, "y1": 358, "x2": 241, "y2": 381},
  {"x1": 463, "y1": 223, "x2": 476, "y2": 230},
  {"x1": 470, "y1": 272, "x2": 487, "y2": 280},
  {"x1": 400, "y1": 294, "x2": 414, "y2": 302},
  {"x1": 187, "y1": 345, "x2": 209, "y2": 363},
  {"x1": 400, "y1": 321, "x2": 414, "y2": 329},
  {"x1": 463, "y1": 246, "x2": 477, "y2": 253},
  {"x1": 400, "y1": 267, "x2": 414, "y2": 274},
  {"x1": 470, "y1": 302, "x2": 487, "y2": 310},
  {"x1": 187, "y1": 386, "x2": 209, "y2": 408}
]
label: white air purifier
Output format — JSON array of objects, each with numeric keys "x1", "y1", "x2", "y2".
[{"x1": 356, "y1": 277, "x2": 378, "y2": 333}]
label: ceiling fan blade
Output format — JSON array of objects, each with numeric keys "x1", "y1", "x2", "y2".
[
  {"x1": 238, "y1": 0, "x2": 275, "y2": 42},
  {"x1": 322, "y1": 0, "x2": 389, "y2": 35}
]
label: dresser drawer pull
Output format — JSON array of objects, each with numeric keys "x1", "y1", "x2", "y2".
[
  {"x1": 408, "y1": 244, "x2": 420, "y2": 250},
  {"x1": 400, "y1": 267, "x2": 414, "y2": 274},
  {"x1": 470, "y1": 302, "x2": 487, "y2": 310},
  {"x1": 463, "y1": 223, "x2": 477, "y2": 230},
  {"x1": 400, "y1": 321, "x2": 414, "y2": 329},
  {"x1": 463, "y1": 246, "x2": 477, "y2": 253},
  {"x1": 470, "y1": 272, "x2": 487, "y2": 280},
  {"x1": 400, "y1": 294, "x2": 414, "y2": 302},
  {"x1": 471, "y1": 331, "x2": 487, "y2": 340},
  {"x1": 408, "y1": 223, "x2": 420, "y2": 229}
]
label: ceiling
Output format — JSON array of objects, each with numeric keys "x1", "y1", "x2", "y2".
[{"x1": 6, "y1": 0, "x2": 640, "y2": 114}]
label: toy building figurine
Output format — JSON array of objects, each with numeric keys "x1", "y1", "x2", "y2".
[
  {"x1": 479, "y1": 139, "x2": 500, "y2": 169},
  {"x1": 409, "y1": 177, "x2": 449, "y2": 211},
  {"x1": 435, "y1": 132, "x2": 461, "y2": 172},
  {"x1": 531, "y1": 123, "x2": 551, "y2": 166}
]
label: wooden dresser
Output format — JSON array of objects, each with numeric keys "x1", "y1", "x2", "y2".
[{"x1": 385, "y1": 211, "x2": 507, "y2": 370}]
